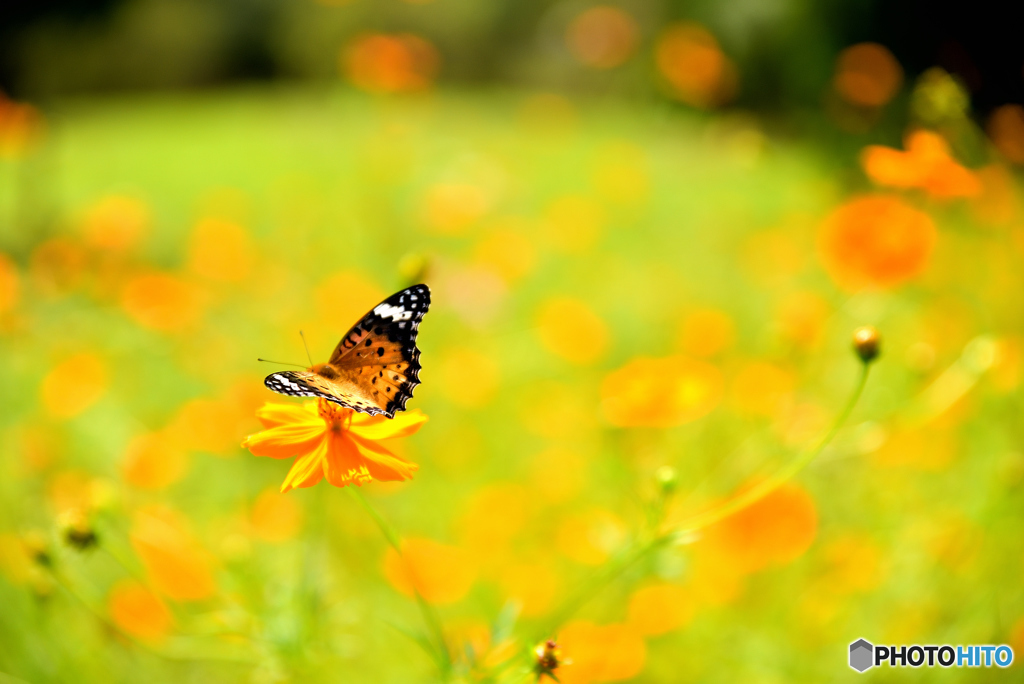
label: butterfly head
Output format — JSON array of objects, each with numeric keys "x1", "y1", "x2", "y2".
[{"x1": 309, "y1": 362, "x2": 339, "y2": 380}]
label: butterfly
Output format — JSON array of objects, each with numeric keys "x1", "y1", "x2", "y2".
[{"x1": 264, "y1": 284, "x2": 430, "y2": 418}]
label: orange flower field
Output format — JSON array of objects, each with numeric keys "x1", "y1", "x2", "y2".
[{"x1": 1, "y1": 4, "x2": 1023, "y2": 682}]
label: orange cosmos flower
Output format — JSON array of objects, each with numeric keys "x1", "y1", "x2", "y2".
[
  {"x1": 566, "y1": 6, "x2": 639, "y2": 70},
  {"x1": 601, "y1": 355, "x2": 722, "y2": 427},
  {"x1": 382, "y1": 537, "x2": 477, "y2": 604},
  {"x1": 343, "y1": 33, "x2": 440, "y2": 93},
  {"x1": 861, "y1": 130, "x2": 981, "y2": 199},
  {"x1": 243, "y1": 399, "x2": 426, "y2": 492},
  {"x1": 818, "y1": 194, "x2": 936, "y2": 289},
  {"x1": 108, "y1": 579, "x2": 173, "y2": 642},
  {"x1": 833, "y1": 43, "x2": 903, "y2": 108},
  {"x1": 656, "y1": 22, "x2": 737, "y2": 108},
  {"x1": 696, "y1": 483, "x2": 818, "y2": 575}
]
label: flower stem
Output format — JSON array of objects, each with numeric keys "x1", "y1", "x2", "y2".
[
  {"x1": 347, "y1": 487, "x2": 452, "y2": 676},
  {"x1": 674, "y1": 361, "x2": 870, "y2": 533},
  {"x1": 536, "y1": 360, "x2": 871, "y2": 641}
]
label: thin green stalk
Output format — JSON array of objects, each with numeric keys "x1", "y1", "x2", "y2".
[
  {"x1": 674, "y1": 361, "x2": 870, "y2": 533},
  {"x1": 347, "y1": 487, "x2": 452, "y2": 676},
  {"x1": 536, "y1": 361, "x2": 871, "y2": 642}
]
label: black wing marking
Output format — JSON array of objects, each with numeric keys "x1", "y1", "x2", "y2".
[
  {"x1": 328, "y1": 284, "x2": 430, "y2": 416},
  {"x1": 264, "y1": 371, "x2": 390, "y2": 417},
  {"x1": 329, "y1": 284, "x2": 430, "y2": 365}
]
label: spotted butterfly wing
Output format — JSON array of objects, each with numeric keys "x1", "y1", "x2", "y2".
[{"x1": 264, "y1": 284, "x2": 430, "y2": 417}]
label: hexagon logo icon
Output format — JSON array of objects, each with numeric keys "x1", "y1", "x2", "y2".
[{"x1": 849, "y1": 638, "x2": 874, "y2": 672}]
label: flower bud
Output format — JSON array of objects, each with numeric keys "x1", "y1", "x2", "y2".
[
  {"x1": 22, "y1": 530, "x2": 51, "y2": 568},
  {"x1": 534, "y1": 639, "x2": 564, "y2": 678},
  {"x1": 58, "y1": 508, "x2": 98, "y2": 551},
  {"x1": 852, "y1": 326, "x2": 881, "y2": 363},
  {"x1": 654, "y1": 465, "x2": 678, "y2": 495}
]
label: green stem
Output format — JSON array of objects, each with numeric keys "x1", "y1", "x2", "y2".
[
  {"x1": 674, "y1": 361, "x2": 870, "y2": 534},
  {"x1": 347, "y1": 487, "x2": 452, "y2": 676},
  {"x1": 536, "y1": 361, "x2": 871, "y2": 641}
]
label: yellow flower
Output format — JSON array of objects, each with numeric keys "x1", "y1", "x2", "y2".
[{"x1": 243, "y1": 399, "x2": 426, "y2": 492}]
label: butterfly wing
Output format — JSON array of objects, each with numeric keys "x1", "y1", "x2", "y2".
[
  {"x1": 263, "y1": 284, "x2": 431, "y2": 418},
  {"x1": 264, "y1": 370, "x2": 390, "y2": 416}
]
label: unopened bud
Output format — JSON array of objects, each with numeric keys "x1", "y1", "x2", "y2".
[
  {"x1": 22, "y1": 530, "x2": 51, "y2": 568},
  {"x1": 534, "y1": 639, "x2": 564, "y2": 679},
  {"x1": 655, "y1": 466, "x2": 678, "y2": 495},
  {"x1": 58, "y1": 508, "x2": 98, "y2": 551},
  {"x1": 852, "y1": 326, "x2": 881, "y2": 364}
]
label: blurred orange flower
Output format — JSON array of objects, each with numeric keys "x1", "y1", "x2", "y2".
[
  {"x1": 601, "y1": 356, "x2": 722, "y2": 427},
  {"x1": 655, "y1": 23, "x2": 737, "y2": 108},
  {"x1": 861, "y1": 130, "x2": 981, "y2": 198},
  {"x1": 131, "y1": 506, "x2": 217, "y2": 601},
  {"x1": 833, "y1": 43, "x2": 903, "y2": 108},
  {"x1": 499, "y1": 561, "x2": 561, "y2": 617},
  {"x1": 776, "y1": 291, "x2": 830, "y2": 349},
  {"x1": 108, "y1": 579, "x2": 173, "y2": 641},
  {"x1": 626, "y1": 583, "x2": 693, "y2": 636},
  {"x1": 382, "y1": 537, "x2": 476, "y2": 604},
  {"x1": 699, "y1": 483, "x2": 818, "y2": 574},
  {"x1": 988, "y1": 104, "x2": 1024, "y2": 165},
  {"x1": 121, "y1": 271, "x2": 204, "y2": 331},
  {"x1": 188, "y1": 217, "x2": 255, "y2": 282},
  {"x1": 871, "y1": 426, "x2": 958, "y2": 470},
  {"x1": 166, "y1": 397, "x2": 244, "y2": 456},
  {"x1": 40, "y1": 353, "x2": 108, "y2": 419},
  {"x1": 677, "y1": 308, "x2": 735, "y2": 358},
  {"x1": 458, "y1": 483, "x2": 530, "y2": 560},
  {"x1": 536, "y1": 297, "x2": 610, "y2": 365},
  {"x1": 0, "y1": 252, "x2": 19, "y2": 315},
  {"x1": 314, "y1": 271, "x2": 384, "y2": 334},
  {"x1": 818, "y1": 194, "x2": 936, "y2": 289},
  {"x1": 421, "y1": 182, "x2": 490, "y2": 234},
  {"x1": 473, "y1": 220, "x2": 537, "y2": 283},
  {"x1": 121, "y1": 433, "x2": 189, "y2": 490},
  {"x1": 81, "y1": 195, "x2": 150, "y2": 253},
  {"x1": 731, "y1": 361, "x2": 795, "y2": 418},
  {"x1": 243, "y1": 399, "x2": 426, "y2": 492},
  {"x1": 30, "y1": 238, "x2": 89, "y2": 296},
  {"x1": 566, "y1": 7, "x2": 639, "y2": 70},
  {"x1": 343, "y1": 33, "x2": 440, "y2": 93},
  {"x1": 558, "y1": 621, "x2": 646, "y2": 684},
  {"x1": 971, "y1": 165, "x2": 1019, "y2": 226},
  {"x1": 0, "y1": 93, "x2": 44, "y2": 158}
]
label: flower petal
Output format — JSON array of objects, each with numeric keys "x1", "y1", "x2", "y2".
[
  {"x1": 280, "y1": 438, "x2": 328, "y2": 493},
  {"x1": 323, "y1": 432, "x2": 374, "y2": 488},
  {"x1": 254, "y1": 401, "x2": 319, "y2": 429},
  {"x1": 347, "y1": 432, "x2": 419, "y2": 482},
  {"x1": 243, "y1": 421, "x2": 326, "y2": 459},
  {"x1": 349, "y1": 409, "x2": 429, "y2": 441}
]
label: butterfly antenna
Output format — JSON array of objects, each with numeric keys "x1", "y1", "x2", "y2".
[
  {"x1": 299, "y1": 330, "x2": 315, "y2": 367},
  {"x1": 257, "y1": 358, "x2": 307, "y2": 368}
]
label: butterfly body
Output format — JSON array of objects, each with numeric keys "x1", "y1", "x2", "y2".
[{"x1": 264, "y1": 284, "x2": 430, "y2": 417}]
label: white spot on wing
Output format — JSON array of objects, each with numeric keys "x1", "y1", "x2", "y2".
[{"x1": 373, "y1": 303, "x2": 413, "y2": 321}]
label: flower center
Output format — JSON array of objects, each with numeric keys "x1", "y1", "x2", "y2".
[{"x1": 317, "y1": 398, "x2": 353, "y2": 432}]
